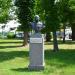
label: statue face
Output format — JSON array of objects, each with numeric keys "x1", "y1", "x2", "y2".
[{"x1": 34, "y1": 15, "x2": 40, "y2": 22}]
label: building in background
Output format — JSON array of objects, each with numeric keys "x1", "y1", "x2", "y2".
[{"x1": 0, "y1": 20, "x2": 20, "y2": 38}]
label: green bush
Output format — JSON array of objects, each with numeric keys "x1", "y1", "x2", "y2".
[{"x1": 7, "y1": 32, "x2": 16, "y2": 39}]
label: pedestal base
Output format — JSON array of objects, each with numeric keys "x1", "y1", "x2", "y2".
[
  {"x1": 28, "y1": 65, "x2": 44, "y2": 70},
  {"x1": 29, "y1": 33, "x2": 45, "y2": 70}
]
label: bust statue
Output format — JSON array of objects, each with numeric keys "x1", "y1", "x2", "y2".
[{"x1": 31, "y1": 15, "x2": 44, "y2": 33}]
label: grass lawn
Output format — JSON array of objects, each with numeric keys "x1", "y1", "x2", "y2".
[{"x1": 0, "y1": 39, "x2": 75, "y2": 75}]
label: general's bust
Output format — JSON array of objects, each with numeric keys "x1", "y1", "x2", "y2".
[{"x1": 31, "y1": 15, "x2": 45, "y2": 33}]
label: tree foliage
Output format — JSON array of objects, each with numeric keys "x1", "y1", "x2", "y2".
[
  {"x1": 34, "y1": 0, "x2": 45, "y2": 21},
  {"x1": 15, "y1": 0, "x2": 35, "y2": 46},
  {"x1": 0, "y1": 0, "x2": 11, "y2": 23},
  {"x1": 41, "y1": 0, "x2": 60, "y2": 51},
  {"x1": 68, "y1": 0, "x2": 75, "y2": 40},
  {"x1": 41, "y1": 0, "x2": 60, "y2": 32},
  {"x1": 68, "y1": 0, "x2": 75, "y2": 23},
  {"x1": 15, "y1": 0, "x2": 35, "y2": 32}
]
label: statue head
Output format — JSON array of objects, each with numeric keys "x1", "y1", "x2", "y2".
[{"x1": 34, "y1": 15, "x2": 40, "y2": 23}]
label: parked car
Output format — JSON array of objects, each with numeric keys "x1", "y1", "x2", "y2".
[{"x1": 16, "y1": 32, "x2": 24, "y2": 38}]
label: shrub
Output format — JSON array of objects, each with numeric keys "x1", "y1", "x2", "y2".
[{"x1": 7, "y1": 32, "x2": 16, "y2": 39}]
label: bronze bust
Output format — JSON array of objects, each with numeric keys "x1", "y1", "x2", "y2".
[{"x1": 31, "y1": 15, "x2": 45, "y2": 33}]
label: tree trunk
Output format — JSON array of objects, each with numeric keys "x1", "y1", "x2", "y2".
[
  {"x1": 23, "y1": 31, "x2": 28, "y2": 46},
  {"x1": 46, "y1": 32, "x2": 51, "y2": 42},
  {"x1": 63, "y1": 24, "x2": 66, "y2": 43},
  {"x1": 71, "y1": 24, "x2": 75, "y2": 41},
  {"x1": 53, "y1": 31, "x2": 59, "y2": 52}
]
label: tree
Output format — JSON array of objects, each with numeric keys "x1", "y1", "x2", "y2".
[
  {"x1": 15, "y1": 0, "x2": 35, "y2": 46},
  {"x1": 59, "y1": 0, "x2": 75, "y2": 41},
  {"x1": 46, "y1": 32, "x2": 52, "y2": 42},
  {"x1": 68, "y1": 0, "x2": 75, "y2": 40},
  {"x1": 58, "y1": 0, "x2": 70, "y2": 43},
  {"x1": 0, "y1": 0, "x2": 12, "y2": 23},
  {"x1": 41, "y1": 0, "x2": 60, "y2": 51},
  {"x1": 0, "y1": 0, "x2": 12, "y2": 38}
]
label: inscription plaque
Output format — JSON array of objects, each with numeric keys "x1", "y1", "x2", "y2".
[{"x1": 30, "y1": 38, "x2": 42, "y2": 43}]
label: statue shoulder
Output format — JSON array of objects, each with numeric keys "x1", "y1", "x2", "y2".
[
  {"x1": 30, "y1": 22, "x2": 35, "y2": 26},
  {"x1": 37, "y1": 21, "x2": 43, "y2": 25}
]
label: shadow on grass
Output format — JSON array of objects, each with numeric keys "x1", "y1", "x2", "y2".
[
  {"x1": 11, "y1": 68, "x2": 42, "y2": 72},
  {"x1": 45, "y1": 40, "x2": 75, "y2": 45},
  {"x1": 0, "y1": 51, "x2": 29, "y2": 62},
  {"x1": 0, "y1": 39, "x2": 23, "y2": 49},
  {"x1": 45, "y1": 49, "x2": 75, "y2": 68},
  {"x1": 11, "y1": 68, "x2": 29, "y2": 72},
  {"x1": 0, "y1": 45, "x2": 23, "y2": 49},
  {"x1": 11, "y1": 49, "x2": 75, "y2": 72},
  {"x1": 0, "y1": 41, "x2": 23, "y2": 44}
]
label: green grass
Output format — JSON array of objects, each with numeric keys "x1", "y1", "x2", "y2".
[{"x1": 0, "y1": 39, "x2": 75, "y2": 75}]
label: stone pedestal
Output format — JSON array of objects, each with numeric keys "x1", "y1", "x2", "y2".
[{"x1": 29, "y1": 33, "x2": 44, "y2": 70}]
